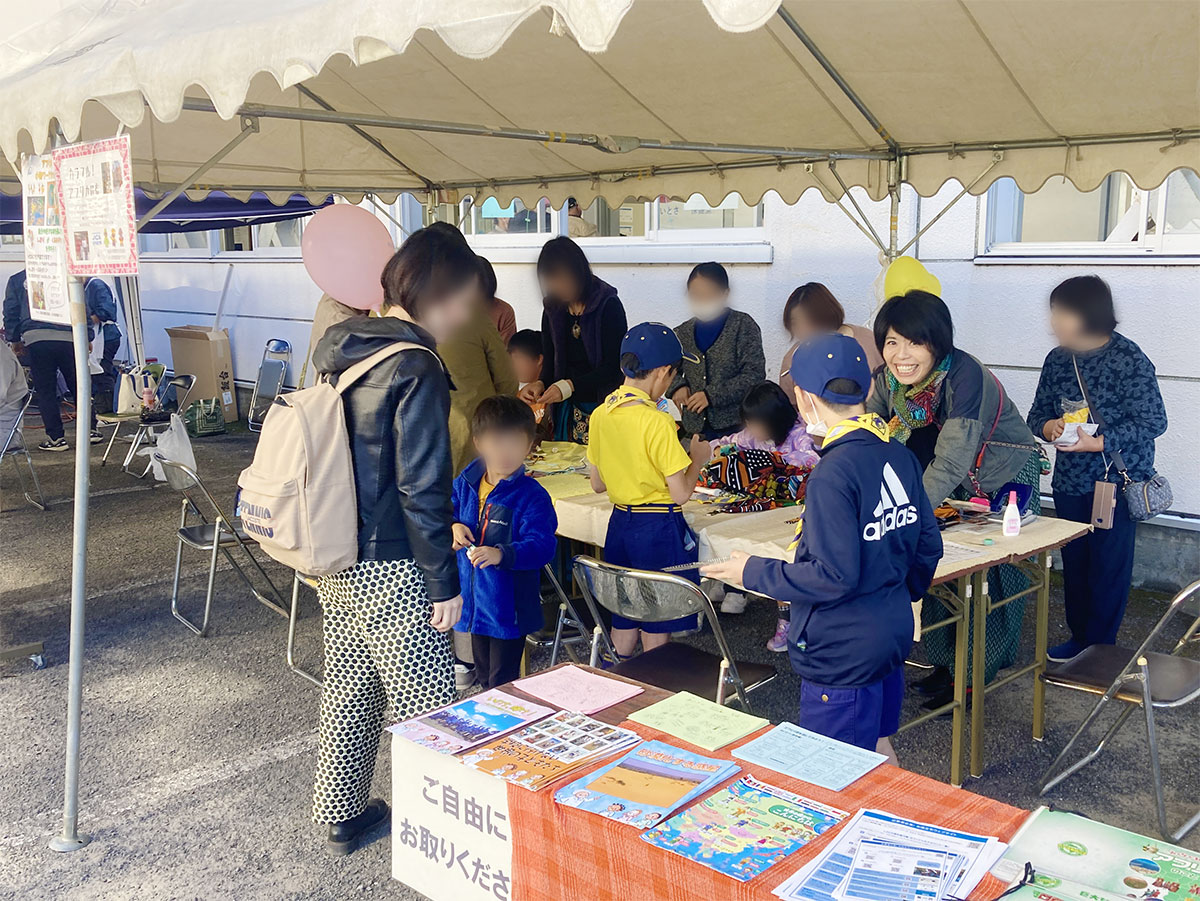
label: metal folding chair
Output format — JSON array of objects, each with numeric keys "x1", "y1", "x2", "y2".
[
  {"x1": 524, "y1": 564, "x2": 591, "y2": 667},
  {"x1": 0, "y1": 393, "x2": 47, "y2": 512},
  {"x1": 156, "y1": 453, "x2": 288, "y2": 637},
  {"x1": 1038, "y1": 578, "x2": 1200, "y2": 842},
  {"x1": 572, "y1": 555, "x2": 776, "y2": 710},
  {"x1": 288, "y1": 572, "x2": 324, "y2": 687},
  {"x1": 101, "y1": 373, "x2": 196, "y2": 475},
  {"x1": 248, "y1": 339, "x2": 291, "y2": 432}
]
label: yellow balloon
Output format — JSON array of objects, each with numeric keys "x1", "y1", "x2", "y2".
[{"x1": 884, "y1": 256, "x2": 941, "y2": 300}]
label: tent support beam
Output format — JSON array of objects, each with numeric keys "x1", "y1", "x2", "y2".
[
  {"x1": 828, "y1": 161, "x2": 887, "y2": 252},
  {"x1": 137, "y1": 117, "x2": 260, "y2": 229},
  {"x1": 897, "y1": 152, "x2": 1003, "y2": 256},
  {"x1": 176, "y1": 97, "x2": 890, "y2": 162}
]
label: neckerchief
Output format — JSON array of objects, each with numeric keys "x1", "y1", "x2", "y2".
[
  {"x1": 604, "y1": 385, "x2": 656, "y2": 411},
  {"x1": 886, "y1": 354, "x2": 952, "y2": 444}
]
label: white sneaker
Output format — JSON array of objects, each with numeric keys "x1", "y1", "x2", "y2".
[
  {"x1": 454, "y1": 664, "x2": 476, "y2": 691},
  {"x1": 720, "y1": 591, "x2": 748, "y2": 614}
]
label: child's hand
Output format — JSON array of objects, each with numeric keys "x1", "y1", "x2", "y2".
[
  {"x1": 518, "y1": 381, "x2": 544, "y2": 404},
  {"x1": 468, "y1": 546, "x2": 503, "y2": 569},
  {"x1": 1042, "y1": 418, "x2": 1065, "y2": 442},
  {"x1": 452, "y1": 523, "x2": 475, "y2": 551},
  {"x1": 701, "y1": 551, "x2": 750, "y2": 589},
  {"x1": 689, "y1": 434, "x2": 712, "y2": 464}
]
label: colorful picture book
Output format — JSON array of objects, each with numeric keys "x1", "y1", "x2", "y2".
[
  {"x1": 513, "y1": 665, "x2": 644, "y2": 715},
  {"x1": 387, "y1": 689, "x2": 553, "y2": 754},
  {"x1": 554, "y1": 740, "x2": 740, "y2": 829},
  {"x1": 627, "y1": 691, "x2": 767, "y2": 751},
  {"x1": 642, "y1": 776, "x2": 846, "y2": 882},
  {"x1": 462, "y1": 710, "x2": 641, "y2": 790}
]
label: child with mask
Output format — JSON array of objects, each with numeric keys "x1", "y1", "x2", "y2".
[{"x1": 669, "y1": 262, "x2": 766, "y2": 441}]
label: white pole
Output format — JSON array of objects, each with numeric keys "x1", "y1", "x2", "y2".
[{"x1": 48, "y1": 273, "x2": 92, "y2": 852}]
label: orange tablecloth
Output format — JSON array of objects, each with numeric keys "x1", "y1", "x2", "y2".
[{"x1": 508, "y1": 723, "x2": 1026, "y2": 901}]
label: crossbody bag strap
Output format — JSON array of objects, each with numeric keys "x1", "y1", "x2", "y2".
[
  {"x1": 1072, "y1": 355, "x2": 1129, "y2": 476},
  {"x1": 966, "y1": 372, "x2": 1008, "y2": 495}
]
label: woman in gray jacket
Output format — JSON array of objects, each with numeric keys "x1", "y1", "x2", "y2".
[
  {"x1": 867, "y1": 289, "x2": 1041, "y2": 709},
  {"x1": 669, "y1": 262, "x2": 766, "y2": 440}
]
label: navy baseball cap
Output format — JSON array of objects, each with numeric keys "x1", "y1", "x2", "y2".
[
  {"x1": 788, "y1": 333, "x2": 871, "y2": 404},
  {"x1": 620, "y1": 322, "x2": 699, "y2": 376}
]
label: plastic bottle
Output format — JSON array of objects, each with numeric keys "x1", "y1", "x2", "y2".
[
  {"x1": 1002, "y1": 489, "x2": 1021, "y2": 537},
  {"x1": 142, "y1": 385, "x2": 155, "y2": 410}
]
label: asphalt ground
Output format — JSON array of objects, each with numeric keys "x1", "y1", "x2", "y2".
[{"x1": 1, "y1": 417, "x2": 1196, "y2": 900}]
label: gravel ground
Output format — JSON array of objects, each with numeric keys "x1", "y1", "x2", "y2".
[{"x1": 0, "y1": 419, "x2": 1195, "y2": 900}]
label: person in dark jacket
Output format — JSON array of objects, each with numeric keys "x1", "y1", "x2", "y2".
[
  {"x1": 704, "y1": 334, "x2": 941, "y2": 760},
  {"x1": 451, "y1": 396, "x2": 558, "y2": 689},
  {"x1": 85, "y1": 277, "x2": 121, "y2": 411},
  {"x1": 308, "y1": 225, "x2": 478, "y2": 856},
  {"x1": 518, "y1": 237, "x2": 626, "y2": 443},
  {"x1": 1027, "y1": 276, "x2": 1167, "y2": 661},
  {"x1": 668, "y1": 262, "x2": 766, "y2": 439},
  {"x1": 3, "y1": 270, "x2": 99, "y2": 450}
]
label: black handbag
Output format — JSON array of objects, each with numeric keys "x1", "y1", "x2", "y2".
[{"x1": 1073, "y1": 358, "x2": 1171, "y2": 522}]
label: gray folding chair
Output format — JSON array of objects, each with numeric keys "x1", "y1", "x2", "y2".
[
  {"x1": 1038, "y1": 578, "x2": 1200, "y2": 841},
  {"x1": 0, "y1": 392, "x2": 47, "y2": 512},
  {"x1": 572, "y1": 555, "x2": 776, "y2": 711},
  {"x1": 156, "y1": 453, "x2": 288, "y2": 637},
  {"x1": 288, "y1": 572, "x2": 324, "y2": 687},
  {"x1": 248, "y1": 339, "x2": 291, "y2": 432},
  {"x1": 525, "y1": 564, "x2": 591, "y2": 667},
  {"x1": 102, "y1": 373, "x2": 196, "y2": 475}
]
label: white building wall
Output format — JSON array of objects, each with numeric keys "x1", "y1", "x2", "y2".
[{"x1": 3, "y1": 184, "x2": 1197, "y2": 515}]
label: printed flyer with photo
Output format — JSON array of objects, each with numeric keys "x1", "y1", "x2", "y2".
[{"x1": 388, "y1": 689, "x2": 552, "y2": 754}]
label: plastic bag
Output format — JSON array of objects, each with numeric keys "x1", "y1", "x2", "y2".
[
  {"x1": 1061, "y1": 397, "x2": 1090, "y2": 424},
  {"x1": 137, "y1": 413, "x2": 196, "y2": 481}
]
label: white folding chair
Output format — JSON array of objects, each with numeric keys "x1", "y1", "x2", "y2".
[
  {"x1": 102, "y1": 373, "x2": 196, "y2": 476},
  {"x1": 248, "y1": 339, "x2": 291, "y2": 432},
  {"x1": 0, "y1": 393, "x2": 47, "y2": 512},
  {"x1": 288, "y1": 572, "x2": 324, "y2": 687}
]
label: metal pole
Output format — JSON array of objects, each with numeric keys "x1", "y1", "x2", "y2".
[
  {"x1": 896, "y1": 152, "x2": 1003, "y2": 256},
  {"x1": 48, "y1": 272, "x2": 92, "y2": 853},
  {"x1": 887, "y1": 158, "x2": 901, "y2": 261}
]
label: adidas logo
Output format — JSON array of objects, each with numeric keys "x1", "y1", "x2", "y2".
[{"x1": 863, "y1": 463, "x2": 919, "y2": 541}]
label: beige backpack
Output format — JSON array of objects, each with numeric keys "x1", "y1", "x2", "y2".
[{"x1": 236, "y1": 341, "x2": 427, "y2": 576}]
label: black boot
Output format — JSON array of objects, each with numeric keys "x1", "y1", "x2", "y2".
[
  {"x1": 912, "y1": 666, "x2": 951, "y2": 696},
  {"x1": 327, "y1": 798, "x2": 389, "y2": 856}
]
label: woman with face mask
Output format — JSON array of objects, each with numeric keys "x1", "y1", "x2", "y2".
[
  {"x1": 865, "y1": 289, "x2": 1041, "y2": 710},
  {"x1": 779, "y1": 283, "x2": 883, "y2": 408},
  {"x1": 668, "y1": 262, "x2": 766, "y2": 440}
]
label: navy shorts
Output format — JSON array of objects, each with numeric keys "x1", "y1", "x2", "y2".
[
  {"x1": 799, "y1": 666, "x2": 905, "y2": 751},
  {"x1": 604, "y1": 505, "x2": 699, "y2": 634}
]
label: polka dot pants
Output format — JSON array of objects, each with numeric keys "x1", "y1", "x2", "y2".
[{"x1": 311, "y1": 558, "x2": 454, "y2": 825}]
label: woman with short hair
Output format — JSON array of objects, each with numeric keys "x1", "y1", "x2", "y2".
[
  {"x1": 1027, "y1": 275, "x2": 1166, "y2": 662},
  {"x1": 780, "y1": 282, "x2": 882, "y2": 405},
  {"x1": 309, "y1": 225, "x2": 477, "y2": 855}
]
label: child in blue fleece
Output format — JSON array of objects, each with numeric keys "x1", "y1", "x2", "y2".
[
  {"x1": 451, "y1": 395, "x2": 558, "y2": 689},
  {"x1": 703, "y1": 334, "x2": 942, "y2": 761}
]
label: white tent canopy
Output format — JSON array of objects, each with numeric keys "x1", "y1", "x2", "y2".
[{"x1": 1, "y1": 0, "x2": 1197, "y2": 211}]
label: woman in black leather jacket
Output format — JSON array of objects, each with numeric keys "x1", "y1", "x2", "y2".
[{"x1": 309, "y1": 225, "x2": 478, "y2": 856}]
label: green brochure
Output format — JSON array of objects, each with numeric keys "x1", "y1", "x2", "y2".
[{"x1": 628, "y1": 691, "x2": 767, "y2": 751}]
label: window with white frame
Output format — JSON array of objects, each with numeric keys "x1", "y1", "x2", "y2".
[
  {"x1": 431, "y1": 197, "x2": 554, "y2": 237},
  {"x1": 570, "y1": 193, "x2": 764, "y2": 240},
  {"x1": 984, "y1": 170, "x2": 1200, "y2": 256}
]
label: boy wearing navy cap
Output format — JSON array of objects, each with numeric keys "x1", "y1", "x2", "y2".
[
  {"x1": 704, "y1": 334, "x2": 942, "y2": 761},
  {"x1": 587, "y1": 322, "x2": 712, "y2": 657}
]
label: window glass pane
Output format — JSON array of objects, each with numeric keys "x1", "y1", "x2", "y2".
[
  {"x1": 221, "y1": 225, "x2": 253, "y2": 251},
  {"x1": 569, "y1": 198, "x2": 647, "y2": 237},
  {"x1": 1162, "y1": 170, "x2": 1200, "y2": 235},
  {"x1": 430, "y1": 202, "x2": 472, "y2": 234},
  {"x1": 2, "y1": 232, "x2": 24, "y2": 247},
  {"x1": 656, "y1": 193, "x2": 762, "y2": 230},
  {"x1": 253, "y1": 217, "x2": 305, "y2": 248},
  {"x1": 138, "y1": 231, "x2": 211, "y2": 252},
  {"x1": 1012, "y1": 174, "x2": 1137, "y2": 243},
  {"x1": 474, "y1": 197, "x2": 549, "y2": 234}
]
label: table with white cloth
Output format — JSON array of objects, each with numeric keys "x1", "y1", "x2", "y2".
[{"x1": 540, "y1": 477, "x2": 1089, "y2": 786}]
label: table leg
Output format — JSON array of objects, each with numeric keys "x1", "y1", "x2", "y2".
[
  {"x1": 970, "y1": 569, "x2": 988, "y2": 779},
  {"x1": 950, "y1": 575, "x2": 968, "y2": 788},
  {"x1": 1033, "y1": 551, "x2": 1050, "y2": 742}
]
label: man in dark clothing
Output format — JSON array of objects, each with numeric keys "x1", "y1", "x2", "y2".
[
  {"x1": 3, "y1": 270, "x2": 99, "y2": 450},
  {"x1": 85, "y1": 277, "x2": 122, "y2": 411}
]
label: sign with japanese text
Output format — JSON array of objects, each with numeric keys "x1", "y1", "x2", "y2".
[
  {"x1": 51, "y1": 134, "x2": 138, "y2": 276},
  {"x1": 20, "y1": 153, "x2": 70, "y2": 325},
  {"x1": 392, "y1": 737, "x2": 513, "y2": 901}
]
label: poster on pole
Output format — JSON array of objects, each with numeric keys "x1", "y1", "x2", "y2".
[
  {"x1": 51, "y1": 134, "x2": 138, "y2": 276},
  {"x1": 20, "y1": 153, "x2": 71, "y2": 325}
]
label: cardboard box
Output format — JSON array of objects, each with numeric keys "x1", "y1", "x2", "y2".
[{"x1": 165, "y1": 326, "x2": 238, "y2": 422}]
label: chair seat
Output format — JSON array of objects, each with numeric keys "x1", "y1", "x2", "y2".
[
  {"x1": 97, "y1": 412, "x2": 144, "y2": 424},
  {"x1": 177, "y1": 521, "x2": 251, "y2": 550},
  {"x1": 609, "y1": 641, "x2": 777, "y2": 704},
  {"x1": 1042, "y1": 644, "x2": 1200, "y2": 707}
]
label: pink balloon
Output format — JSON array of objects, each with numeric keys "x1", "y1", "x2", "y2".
[{"x1": 301, "y1": 205, "x2": 395, "y2": 310}]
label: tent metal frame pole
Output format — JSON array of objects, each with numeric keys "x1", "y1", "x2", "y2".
[
  {"x1": 905, "y1": 128, "x2": 1200, "y2": 156},
  {"x1": 136, "y1": 117, "x2": 260, "y2": 229},
  {"x1": 897, "y1": 152, "x2": 1004, "y2": 257},
  {"x1": 828, "y1": 161, "x2": 887, "y2": 252}
]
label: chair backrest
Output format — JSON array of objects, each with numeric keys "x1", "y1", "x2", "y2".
[
  {"x1": 1, "y1": 392, "x2": 32, "y2": 456},
  {"x1": 1135, "y1": 578, "x2": 1200, "y2": 659},
  {"x1": 263, "y1": 338, "x2": 291, "y2": 363},
  {"x1": 158, "y1": 373, "x2": 197, "y2": 413},
  {"x1": 155, "y1": 453, "x2": 235, "y2": 526}
]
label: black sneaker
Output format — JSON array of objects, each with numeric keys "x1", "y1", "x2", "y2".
[
  {"x1": 912, "y1": 666, "x2": 952, "y2": 696},
  {"x1": 38, "y1": 437, "x2": 69, "y2": 452},
  {"x1": 89, "y1": 430, "x2": 103, "y2": 445},
  {"x1": 327, "y1": 798, "x2": 389, "y2": 856}
]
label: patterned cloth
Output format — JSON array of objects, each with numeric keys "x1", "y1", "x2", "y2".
[
  {"x1": 922, "y1": 451, "x2": 1043, "y2": 686},
  {"x1": 885, "y1": 354, "x2": 952, "y2": 444},
  {"x1": 700, "y1": 446, "x2": 813, "y2": 512},
  {"x1": 708, "y1": 420, "x2": 819, "y2": 469},
  {"x1": 311, "y1": 558, "x2": 454, "y2": 825}
]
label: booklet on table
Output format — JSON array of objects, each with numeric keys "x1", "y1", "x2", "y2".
[
  {"x1": 461, "y1": 710, "x2": 641, "y2": 790},
  {"x1": 627, "y1": 691, "x2": 767, "y2": 751},
  {"x1": 512, "y1": 665, "x2": 643, "y2": 715},
  {"x1": 387, "y1": 689, "x2": 553, "y2": 754},
  {"x1": 733, "y1": 722, "x2": 886, "y2": 791},
  {"x1": 554, "y1": 739, "x2": 739, "y2": 829},
  {"x1": 641, "y1": 775, "x2": 846, "y2": 882}
]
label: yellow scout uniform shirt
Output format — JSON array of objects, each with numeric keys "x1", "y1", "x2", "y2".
[{"x1": 586, "y1": 386, "x2": 691, "y2": 507}]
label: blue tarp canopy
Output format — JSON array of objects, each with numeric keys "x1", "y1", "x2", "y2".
[{"x1": 0, "y1": 189, "x2": 331, "y2": 234}]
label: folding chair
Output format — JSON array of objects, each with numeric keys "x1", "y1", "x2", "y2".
[
  {"x1": 156, "y1": 453, "x2": 288, "y2": 637},
  {"x1": 288, "y1": 572, "x2": 324, "y2": 687},
  {"x1": 248, "y1": 339, "x2": 291, "y2": 432},
  {"x1": 524, "y1": 564, "x2": 591, "y2": 667},
  {"x1": 1038, "y1": 578, "x2": 1200, "y2": 841},
  {"x1": 572, "y1": 555, "x2": 777, "y2": 711},
  {"x1": 101, "y1": 372, "x2": 196, "y2": 475},
  {"x1": 0, "y1": 393, "x2": 47, "y2": 512}
]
